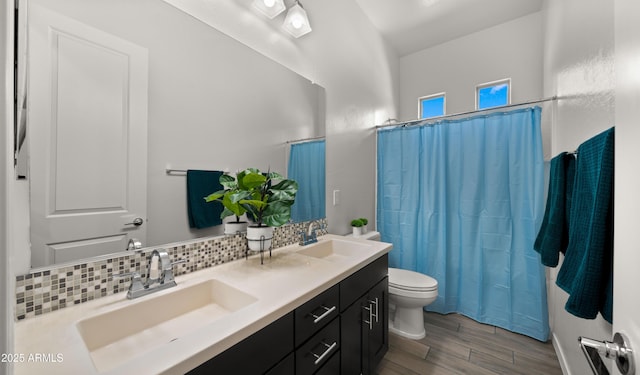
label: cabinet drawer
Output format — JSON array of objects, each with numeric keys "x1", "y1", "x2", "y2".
[
  {"x1": 187, "y1": 312, "x2": 293, "y2": 374},
  {"x1": 314, "y1": 350, "x2": 340, "y2": 375},
  {"x1": 295, "y1": 317, "x2": 340, "y2": 375},
  {"x1": 295, "y1": 284, "x2": 339, "y2": 346},
  {"x1": 265, "y1": 353, "x2": 294, "y2": 375},
  {"x1": 340, "y1": 254, "x2": 388, "y2": 311}
]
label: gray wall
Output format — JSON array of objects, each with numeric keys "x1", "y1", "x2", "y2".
[{"x1": 542, "y1": 0, "x2": 615, "y2": 373}]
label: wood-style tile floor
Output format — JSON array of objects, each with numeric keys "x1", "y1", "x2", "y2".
[{"x1": 377, "y1": 312, "x2": 563, "y2": 375}]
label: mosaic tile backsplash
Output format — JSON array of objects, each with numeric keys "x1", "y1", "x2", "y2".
[{"x1": 15, "y1": 219, "x2": 327, "y2": 321}]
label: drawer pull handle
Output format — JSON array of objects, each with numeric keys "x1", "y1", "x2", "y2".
[
  {"x1": 311, "y1": 341, "x2": 337, "y2": 365},
  {"x1": 368, "y1": 297, "x2": 379, "y2": 323},
  {"x1": 362, "y1": 305, "x2": 373, "y2": 330},
  {"x1": 309, "y1": 305, "x2": 336, "y2": 324}
]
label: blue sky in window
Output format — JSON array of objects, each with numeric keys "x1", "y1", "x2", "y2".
[
  {"x1": 478, "y1": 83, "x2": 509, "y2": 109},
  {"x1": 420, "y1": 96, "x2": 445, "y2": 119}
]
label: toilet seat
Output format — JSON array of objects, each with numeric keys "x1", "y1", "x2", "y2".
[{"x1": 388, "y1": 268, "x2": 438, "y2": 292}]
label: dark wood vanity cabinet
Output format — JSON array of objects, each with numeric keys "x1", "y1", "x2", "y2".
[
  {"x1": 188, "y1": 254, "x2": 388, "y2": 375},
  {"x1": 187, "y1": 311, "x2": 295, "y2": 375}
]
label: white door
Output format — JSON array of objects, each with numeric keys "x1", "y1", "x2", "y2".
[
  {"x1": 581, "y1": 2, "x2": 640, "y2": 374},
  {"x1": 610, "y1": 2, "x2": 640, "y2": 374},
  {"x1": 28, "y1": 4, "x2": 148, "y2": 267}
]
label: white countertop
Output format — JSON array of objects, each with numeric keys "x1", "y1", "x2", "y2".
[{"x1": 14, "y1": 235, "x2": 391, "y2": 375}]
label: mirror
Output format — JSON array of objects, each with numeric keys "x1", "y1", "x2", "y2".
[{"x1": 21, "y1": 0, "x2": 326, "y2": 267}]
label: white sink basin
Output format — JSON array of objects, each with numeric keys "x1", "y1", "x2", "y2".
[
  {"x1": 76, "y1": 279, "x2": 257, "y2": 372},
  {"x1": 297, "y1": 238, "x2": 372, "y2": 261}
]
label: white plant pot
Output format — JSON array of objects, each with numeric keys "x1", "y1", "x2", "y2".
[
  {"x1": 246, "y1": 225, "x2": 274, "y2": 251},
  {"x1": 362, "y1": 224, "x2": 368, "y2": 234},
  {"x1": 352, "y1": 226, "x2": 363, "y2": 237},
  {"x1": 224, "y1": 221, "x2": 248, "y2": 235}
]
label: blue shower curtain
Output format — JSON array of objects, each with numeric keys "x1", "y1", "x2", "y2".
[
  {"x1": 288, "y1": 140, "x2": 326, "y2": 222},
  {"x1": 377, "y1": 107, "x2": 549, "y2": 341}
]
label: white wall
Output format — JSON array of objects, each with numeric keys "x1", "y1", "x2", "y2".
[
  {"x1": 542, "y1": 0, "x2": 615, "y2": 374},
  {"x1": 399, "y1": 12, "x2": 553, "y2": 160},
  {"x1": 1, "y1": 0, "x2": 15, "y2": 370},
  {"x1": 399, "y1": 12, "x2": 543, "y2": 135}
]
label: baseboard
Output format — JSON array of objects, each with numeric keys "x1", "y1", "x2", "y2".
[{"x1": 552, "y1": 332, "x2": 571, "y2": 375}]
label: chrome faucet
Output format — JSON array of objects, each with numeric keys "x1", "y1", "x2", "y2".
[
  {"x1": 299, "y1": 220, "x2": 324, "y2": 246},
  {"x1": 112, "y1": 248, "x2": 185, "y2": 299}
]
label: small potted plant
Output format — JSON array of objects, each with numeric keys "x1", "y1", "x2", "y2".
[
  {"x1": 359, "y1": 217, "x2": 369, "y2": 234},
  {"x1": 204, "y1": 173, "x2": 249, "y2": 235},
  {"x1": 351, "y1": 218, "x2": 364, "y2": 237},
  {"x1": 236, "y1": 168, "x2": 298, "y2": 251}
]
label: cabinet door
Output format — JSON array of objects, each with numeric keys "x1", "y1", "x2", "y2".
[
  {"x1": 340, "y1": 299, "x2": 367, "y2": 374},
  {"x1": 366, "y1": 277, "x2": 389, "y2": 372},
  {"x1": 341, "y1": 277, "x2": 389, "y2": 375}
]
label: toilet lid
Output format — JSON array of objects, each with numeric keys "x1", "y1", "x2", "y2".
[{"x1": 388, "y1": 268, "x2": 438, "y2": 292}]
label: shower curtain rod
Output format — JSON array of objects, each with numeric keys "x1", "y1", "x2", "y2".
[
  {"x1": 375, "y1": 96, "x2": 559, "y2": 130},
  {"x1": 285, "y1": 135, "x2": 325, "y2": 144}
]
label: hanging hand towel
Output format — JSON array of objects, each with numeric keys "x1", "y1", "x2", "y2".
[
  {"x1": 186, "y1": 170, "x2": 224, "y2": 229},
  {"x1": 534, "y1": 152, "x2": 576, "y2": 267},
  {"x1": 556, "y1": 127, "x2": 614, "y2": 323}
]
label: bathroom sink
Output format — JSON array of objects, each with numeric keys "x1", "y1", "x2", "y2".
[
  {"x1": 76, "y1": 279, "x2": 257, "y2": 372},
  {"x1": 297, "y1": 238, "x2": 372, "y2": 262}
]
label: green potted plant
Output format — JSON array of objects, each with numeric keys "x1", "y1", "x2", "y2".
[
  {"x1": 351, "y1": 218, "x2": 364, "y2": 237},
  {"x1": 204, "y1": 173, "x2": 249, "y2": 235},
  {"x1": 236, "y1": 168, "x2": 298, "y2": 251},
  {"x1": 359, "y1": 217, "x2": 369, "y2": 234}
]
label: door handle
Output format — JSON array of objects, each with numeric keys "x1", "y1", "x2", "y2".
[
  {"x1": 124, "y1": 217, "x2": 144, "y2": 227},
  {"x1": 362, "y1": 304, "x2": 373, "y2": 330},
  {"x1": 127, "y1": 238, "x2": 142, "y2": 250},
  {"x1": 368, "y1": 297, "x2": 379, "y2": 323},
  {"x1": 310, "y1": 341, "x2": 337, "y2": 365},
  {"x1": 579, "y1": 332, "x2": 635, "y2": 375}
]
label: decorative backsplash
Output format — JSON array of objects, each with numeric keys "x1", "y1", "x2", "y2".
[{"x1": 14, "y1": 219, "x2": 327, "y2": 321}]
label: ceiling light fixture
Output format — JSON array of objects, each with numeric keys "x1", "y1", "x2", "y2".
[
  {"x1": 252, "y1": 0, "x2": 286, "y2": 19},
  {"x1": 282, "y1": 1, "x2": 312, "y2": 38}
]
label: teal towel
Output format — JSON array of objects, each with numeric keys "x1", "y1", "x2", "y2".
[
  {"x1": 534, "y1": 152, "x2": 576, "y2": 266},
  {"x1": 187, "y1": 170, "x2": 224, "y2": 229},
  {"x1": 556, "y1": 127, "x2": 614, "y2": 323}
]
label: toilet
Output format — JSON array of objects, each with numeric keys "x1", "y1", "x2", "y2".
[{"x1": 350, "y1": 231, "x2": 438, "y2": 340}]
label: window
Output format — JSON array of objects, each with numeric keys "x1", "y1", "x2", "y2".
[
  {"x1": 476, "y1": 79, "x2": 510, "y2": 110},
  {"x1": 419, "y1": 93, "x2": 445, "y2": 119}
]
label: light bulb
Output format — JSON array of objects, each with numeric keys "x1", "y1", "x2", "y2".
[
  {"x1": 282, "y1": 2, "x2": 311, "y2": 38},
  {"x1": 291, "y1": 15, "x2": 304, "y2": 29},
  {"x1": 253, "y1": 0, "x2": 285, "y2": 18}
]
